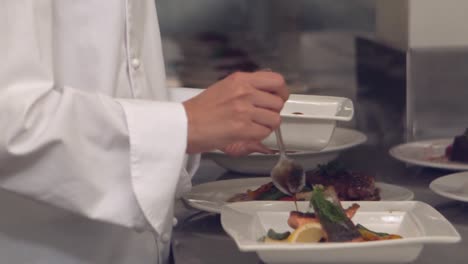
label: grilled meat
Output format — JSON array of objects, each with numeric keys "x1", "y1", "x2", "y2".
[
  {"x1": 227, "y1": 162, "x2": 380, "y2": 203},
  {"x1": 306, "y1": 162, "x2": 380, "y2": 201}
]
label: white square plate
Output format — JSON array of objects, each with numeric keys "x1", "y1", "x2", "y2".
[{"x1": 221, "y1": 201, "x2": 460, "y2": 263}]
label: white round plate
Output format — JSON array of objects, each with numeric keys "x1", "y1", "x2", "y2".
[
  {"x1": 389, "y1": 138, "x2": 468, "y2": 171},
  {"x1": 183, "y1": 177, "x2": 414, "y2": 214},
  {"x1": 204, "y1": 128, "x2": 367, "y2": 174},
  {"x1": 430, "y1": 172, "x2": 468, "y2": 202}
]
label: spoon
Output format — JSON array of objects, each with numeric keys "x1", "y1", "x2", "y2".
[{"x1": 270, "y1": 127, "x2": 306, "y2": 196}]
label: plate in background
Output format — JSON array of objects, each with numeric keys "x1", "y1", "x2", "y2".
[
  {"x1": 389, "y1": 139, "x2": 468, "y2": 171},
  {"x1": 205, "y1": 128, "x2": 367, "y2": 174},
  {"x1": 430, "y1": 171, "x2": 468, "y2": 202}
]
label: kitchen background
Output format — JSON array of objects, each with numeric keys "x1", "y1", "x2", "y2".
[
  {"x1": 154, "y1": 0, "x2": 468, "y2": 145},
  {"x1": 156, "y1": 0, "x2": 375, "y2": 33}
]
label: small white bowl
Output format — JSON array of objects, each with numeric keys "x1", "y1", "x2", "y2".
[{"x1": 263, "y1": 94, "x2": 354, "y2": 151}]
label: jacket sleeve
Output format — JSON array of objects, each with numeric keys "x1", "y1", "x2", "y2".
[
  {"x1": 168, "y1": 88, "x2": 203, "y2": 197},
  {"x1": 0, "y1": 0, "x2": 187, "y2": 234}
]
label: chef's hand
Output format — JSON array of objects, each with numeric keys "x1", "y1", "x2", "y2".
[
  {"x1": 221, "y1": 141, "x2": 274, "y2": 157},
  {"x1": 183, "y1": 71, "x2": 289, "y2": 154}
]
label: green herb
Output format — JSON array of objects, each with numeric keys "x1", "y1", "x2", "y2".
[
  {"x1": 356, "y1": 224, "x2": 390, "y2": 237},
  {"x1": 266, "y1": 229, "x2": 291, "y2": 240},
  {"x1": 310, "y1": 186, "x2": 347, "y2": 223}
]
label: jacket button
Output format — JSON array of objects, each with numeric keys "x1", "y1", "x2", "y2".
[
  {"x1": 161, "y1": 233, "x2": 171, "y2": 243},
  {"x1": 131, "y1": 58, "x2": 141, "y2": 69},
  {"x1": 172, "y1": 217, "x2": 178, "y2": 227}
]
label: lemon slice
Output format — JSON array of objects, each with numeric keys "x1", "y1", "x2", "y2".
[{"x1": 287, "y1": 223, "x2": 324, "y2": 243}]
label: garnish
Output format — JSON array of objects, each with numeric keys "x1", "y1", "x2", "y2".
[
  {"x1": 267, "y1": 229, "x2": 291, "y2": 241},
  {"x1": 310, "y1": 186, "x2": 347, "y2": 223},
  {"x1": 309, "y1": 185, "x2": 362, "y2": 242},
  {"x1": 356, "y1": 224, "x2": 402, "y2": 240}
]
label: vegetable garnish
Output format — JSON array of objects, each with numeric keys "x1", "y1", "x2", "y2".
[
  {"x1": 309, "y1": 186, "x2": 363, "y2": 242},
  {"x1": 267, "y1": 229, "x2": 291, "y2": 241},
  {"x1": 310, "y1": 187, "x2": 347, "y2": 223},
  {"x1": 259, "y1": 185, "x2": 402, "y2": 244},
  {"x1": 356, "y1": 224, "x2": 402, "y2": 241}
]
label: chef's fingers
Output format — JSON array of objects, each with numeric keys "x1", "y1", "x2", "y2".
[
  {"x1": 243, "y1": 141, "x2": 274, "y2": 155},
  {"x1": 227, "y1": 71, "x2": 290, "y2": 102},
  {"x1": 250, "y1": 89, "x2": 285, "y2": 112},
  {"x1": 222, "y1": 141, "x2": 274, "y2": 157},
  {"x1": 244, "y1": 121, "x2": 274, "y2": 142},
  {"x1": 252, "y1": 107, "x2": 281, "y2": 131}
]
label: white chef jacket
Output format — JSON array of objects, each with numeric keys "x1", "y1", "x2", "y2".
[{"x1": 0, "y1": 1, "x2": 200, "y2": 263}]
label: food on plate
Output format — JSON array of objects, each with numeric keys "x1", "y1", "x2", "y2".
[
  {"x1": 309, "y1": 186, "x2": 362, "y2": 242},
  {"x1": 445, "y1": 129, "x2": 468, "y2": 163},
  {"x1": 286, "y1": 223, "x2": 324, "y2": 243},
  {"x1": 356, "y1": 224, "x2": 403, "y2": 241},
  {"x1": 227, "y1": 161, "x2": 380, "y2": 202},
  {"x1": 307, "y1": 162, "x2": 380, "y2": 201},
  {"x1": 287, "y1": 203, "x2": 359, "y2": 229},
  {"x1": 262, "y1": 229, "x2": 292, "y2": 243},
  {"x1": 260, "y1": 186, "x2": 402, "y2": 244}
]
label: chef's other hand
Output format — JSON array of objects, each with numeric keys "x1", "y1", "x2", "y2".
[{"x1": 183, "y1": 71, "x2": 289, "y2": 154}]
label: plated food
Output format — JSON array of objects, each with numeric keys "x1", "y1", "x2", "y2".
[
  {"x1": 445, "y1": 129, "x2": 468, "y2": 163},
  {"x1": 228, "y1": 161, "x2": 380, "y2": 203},
  {"x1": 221, "y1": 200, "x2": 460, "y2": 263},
  {"x1": 183, "y1": 176, "x2": 414, "y2": 214},
  {"x1": 260, "y1": 185, "x2": 401, "y2": 244},
  {"x1": 390, "y1": 137, "x2": 468, "y2": 171}
]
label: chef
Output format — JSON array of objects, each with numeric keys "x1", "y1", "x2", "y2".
[{"x1": 0, "y1": 1, "x2": 288, "y2": 264}]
